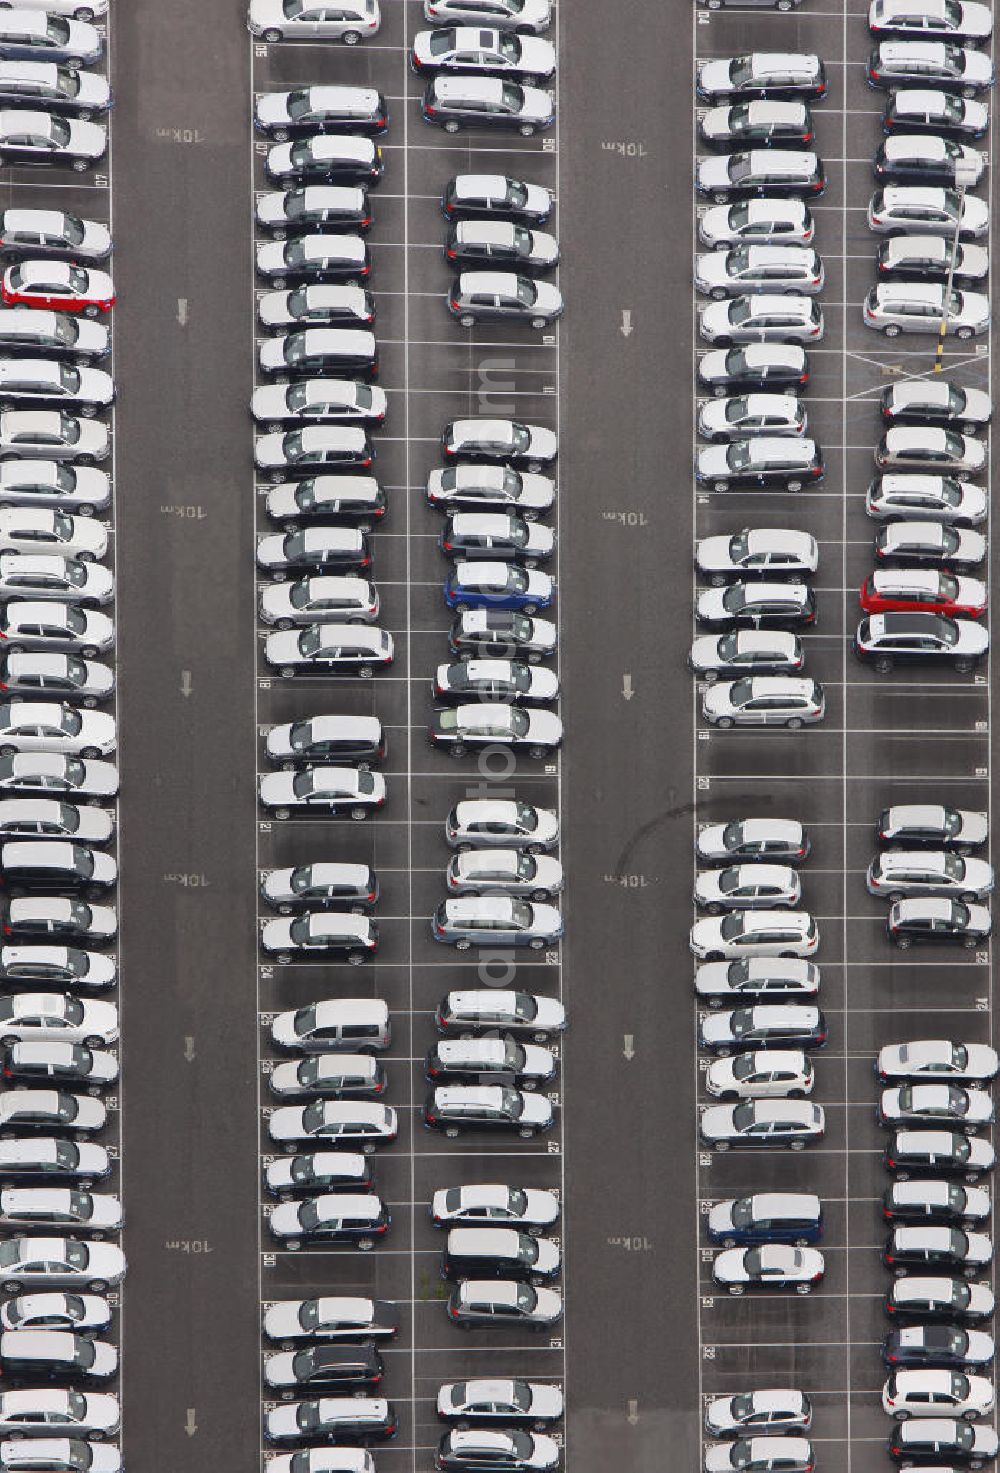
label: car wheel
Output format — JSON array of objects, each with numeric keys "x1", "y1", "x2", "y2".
[
  {"x1": 278, "y1": 903, "x2": 293, "y2": 916},
  {"x1": 82, "y1": 645, "x2": 98, "y2": 659},
  {"x1": 450, "y1": 742, "x2": 467, "y2": 758},
  {"x1": 787, "y1": 479, "x2": 803, "y2": 493},
  {"x1": 79, "y1": 504, "x2": 96, "y2": 515},
  {"x1": 795, "y1": 1282, "x2": 811, "y2": 1293},
  {"x1": 790, "y1": 1139, "x2": 805, "y2": 1151},
  {"x1": 85, "y1": 1035, "x2": 102, "y2": 1049},
  {"x1": 445, "y1": 1125, "x2": 459, "y2": 1137},
  {"x1": 343, "y1": 28, "x2": 361, "y2": 43},
  {"x1": 455, "y1": 938, "x2": 471, "y2": 951},
  {"x1": 83, "y1": 696, "x2": 97, "y2": 709},
  {"x1": 894, "y1": 934, "x2": 912, "y2": 949},
  {"x1": 264, "y1": 26, "x2": 282, "y2": 39},
  {"x1": 706, "y1": 901, "x2": 723, "y2": 915},
  {"x1": 718, "y1": 1092, "x2": 737, "y2": 1104},
  {"x1": 883, "y1": 323, "x2": 901, "y2": 337},
  {"x1": 711, "y1": 384, "x2": 728, "y2": 399},
  {"x1": 351, "y1": 806, "x2": 368, "y2": 822},
  {"x1": 455, "y1": 601, "x2": 470, "y2": 614},
  {"x1": 348, "y1": 951, "x2": 366, "y2": 967},
  {"x1": 888, "y1": 891, "x2": 904, "y2": 905},
  {"x1": 785, "y1": 717, "x2": 803, "y2": 730},
  {"x1": 963, "y1": 935, "x2": 977, "y2": 949},
  {"x1": 955, "y1": 658, "x2": 973, "y2": 674},
  {"x1": 528, "y1": 745, "x2": 548, "y2": 760},
  {"x1": 272, "y1": 275, "x2": 287, "y2": 289},
  {"x1": 529, "y1": 937, "x2": 545, "y2": 950},
  {"x1": 275, "y1": 952, "x2": 291, "y2": 966},
  {"x1": 715, "y1": 716, "x2": 735, "y2": 729},
  {"x1": 444, "y1": 120, "x2": 461, "y2": 133},
  {"x1": 273, "y1": 807, "x2": 290, "y2": 821},
  {"x1": 358, "y1": 664, "x2": 373, "y2": 679},
  {"x1": 964, "y1": 1411, "x2": 981, "y2": 1422},
  {"x1": 709, "y1": 287, "x2": 730, "y2": 303},
  {"x1": 713, "y1": 192, "x2": 729, "y2": 205},
  {"x1": 713, "y1": 479, "x2": 728, "y2": 493},
  {"x1": 728, "y1": 1284, "x2": 743, "y2": 1295},
  {"x1": 90, "y1": 1278, "x2": 107, "y2": 1292},
  {"x1": 82, "y1": 747, "x2": 101, "y2": 759},
  {"x1": 523, "y1": 603, "x2": 538, "y2": 615},
  {"x1": 519, "y1": 123, "x2": 536, "y2": 136},
  {"x1": 72, "y1": 158, "x2": 89, "y2": 172},
  {"x1": 789, "y1": 1090, "x2": 807, "y2": 1100}
]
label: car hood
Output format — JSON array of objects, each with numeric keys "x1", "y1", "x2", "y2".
[
  {"x1": 249, "y1": 0, "x2": 286, "y2": 23},
  {"x1": 257, "y1": 243, "x2": 292, "y2": 276},
  {"x1": 518, "y1": 1093, "x2": 554, "y2": 1126},
  {"x1": 264, "y1": 630, "x2": 308, "y2": 664},
  {"x1": 696, "y1": 156, "x2": 732, "y2": 191},
  {"x1": 258, "y1": 290, "x2": 297, "y2": 326},
  {"x1": 696, "y1": 444, "x2": 738, "y2": 476},
  {"x1": 696, "y1": 534, "x2": 739, "y2": 572},
  {"x1": 697, "y1": 59, "x2": 735, "y2": 97},
  {"x1": 700, "y1": 1104, "x2": 739, "y2": 1140},
  {"x1": 694, "y1": 587, "x2": 733, "y2": 619},
  {"x1": 64, "y1": 120, "x2": 106, "y2": 159},
  {"x1": 255, "y1": 94, "x2": 293, "y2": 127}
]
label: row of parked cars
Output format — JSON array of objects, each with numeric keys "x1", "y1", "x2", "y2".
[
  {"x1": 690, "y1": 3, "x2": 995, "y2": 1470},
  {"x1": 249, "y1": 7, "x2": 566, "y2": 1468},
  {"x1": 422, "y1": 20, "x2": 565, "y2": 1472},
  {"x1": 693, "y1": 49, "x2": 829, "y2": 731},
  {"x1": 0, "y1": 3, "x2": 126, "y2": 1466}
]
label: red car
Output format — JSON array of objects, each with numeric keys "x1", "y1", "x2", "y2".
[
  {"x1": 2, "y1": 261, "x2": 115, "y2": 316},
  {"x1": 860, "y1": 569, "x2": 987, "y2": 618}
]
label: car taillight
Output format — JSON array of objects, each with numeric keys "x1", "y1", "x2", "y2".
[
  {"x1": 809, "y1": 326, "x2": 820, "y2": 336},
  {"x1": 425, "y1": 106, "x2": 437, "y2": 116},
  {"x1": 362, "y1": 217, "x2": 372, "y2": 227},
  {"x1": 446, "y1": 248, "x2": 456, "y2": 258},
  {"x1": 869, "y1": 69, "x2": 879, "y2": 80},
  {"x1": 427, "y1": 1113, "x2": 437, "y2": 1124},
  {"x1": 360, "y1": 265, "x2": 370, "y2": 276},
  {"x1": 443, "y1": 539, "x2": 453, "y2": 551},
  {"x1": 885, "y1": 1253, "x2": 894, "y2": 1263},
  {"x1": 887, "y1": 1156, "x2": 896, "y2": 1168},
  {"x1": 376, "y1": 795, "x2": 385, "y2": 806},
  {"x1": 803, "y1": 133, "x2": 813, "y2": 143},
  {"x1": 360, "y1": 555, "x2": 371, "y2": 566},
  {"x1": 434, "y1": 923, "x2": 446, "y2": 936},
  {"x1": 361, "y1": 458, "x2": 371, "y2": 468},
  {"x1": 449, "y1": 298, "x2": 460, "y2": 310}
]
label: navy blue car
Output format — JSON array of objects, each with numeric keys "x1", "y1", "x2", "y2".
[
  {"x1": 444, "y1": 560, "x2": 554, "y2": 613},
  {"x1": 707, "y1": 1192, "x2": 823, "y2": 1247}
]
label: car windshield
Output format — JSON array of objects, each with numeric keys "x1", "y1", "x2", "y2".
[
  {"x1": 725, "y1": 397, "x2": 751, "y2": 424},
  {"x1": 286, "y1": 91, "x2": 315, "y2": 119},
  {"x1": 732, "y1": 1056, "x2": 757, "y2": 1082},
  {"x1": 720, "y1": 914, "x2": 746, "y2": 941},
  {"x1": 302, "y1": 1100, "x2": 327, "y2": 1133},
  {"x1": 729, "y1": 57, "x2": 753, "y2": 87},
  {"x1": 298, "y1": 627, "x2": 323, "y2": 657},
  {"x1": 515, "y1": 802, "x2": 537, "y2": 831},
  {"x1": 727, "y1": 204, "x2": 751, "y2": 232},
  {"x1": 720, "y1": 585, "x2": 748, "y2": 614},
  {"x1": 515, "y1": 1282, "x2": 536, "y2": 1311},
  {"x1": 729, "y1": 299, "x2": 753, "y2": 327},
  {"x1": 500, "y1": 82, "x2": 523, "y2": 111},
  {"x1": 732, "y1": 1103, "x2": 755, "y2": 1131},
  {"x1": 515, "y1": 279, "x2": 537, "y2": 308},
  {"x1": 298, "y1": 1199, "x2": 321, "y2": 1230},
  {"x1": 951, "y1": 1280, "x2": 971, "y2": 1309},
  {"x1": 728, "y1": 532, "x2": 750, "y2": 562},
  {"x1": 729, "y1": 678, "x2": 754, "y2": 708},
  {"x1": 723, "y1": 827, "x2": 745, "y2": 857},
  {"x1": 512, "y1": 993, "x2": 537, "y2": 1021},
  {"x1": 293, "y1": 1004, "x2": 317, "y2": 1036},
  {"x1": 726, "y1": 443, "x2": 754, "y2": 472}
]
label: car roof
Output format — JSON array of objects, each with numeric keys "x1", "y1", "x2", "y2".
[{"x1": 435, "y1": 75, "x2": 510, "y2": 102}]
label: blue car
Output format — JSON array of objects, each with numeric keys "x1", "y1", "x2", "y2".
[
  {"x1": 0, "y1": 14, "x2": 103, "y2": 67},
  {"x1": 706, "y1": 1192, "x2": 823, "y2": 1246},
  {"x1": 444, "y1": 560, "x2": 554, "y2": 613}
]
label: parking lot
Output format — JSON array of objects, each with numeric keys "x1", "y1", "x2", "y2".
[
  {"x1": 691, "y1": 6, "x2": 996, "y2": 1473},
  {"x1": 246, "y1": 6, "x2": 568, "y2": 1464}
]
